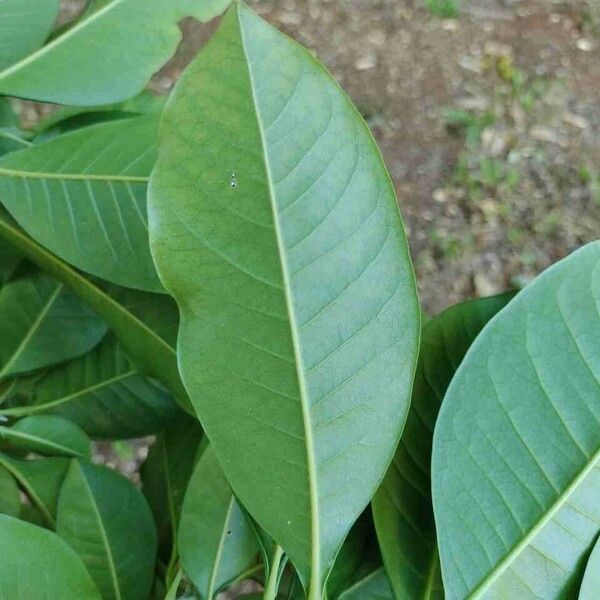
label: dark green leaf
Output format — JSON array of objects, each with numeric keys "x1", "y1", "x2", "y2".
[
  {"x1": 337, "y1": 568, "x2": 393, "y2": 600},
  {"x1": 0, "y1": 0, "x2": 233, "y2": 105},
  {"x1": 433, "y1": 242, "x2": 600, "y2": 598},
  {"x1": 372, "y1": 293, "x2": 514, "y2": 599},
  {"x1": 0, "y1": 236, "x2": 22, "y2": 282},
  {"x1": 579, "y1": 536, "x2": 600, "y2": 599},
  {"x1": 0, "y1": 271, "x2": 107, "y2": 379},
  {"x1": 57, "y1": 460, "x2": 157, "y2": 600},
  {"x1": 0, "y1": 453, "x2": 69, "y2": 526},
  {"x1": 179, "y1": 444, "x2": 259, "y2": 599},
  {"x1": 0, "y1": 116, "x2": 162, "y2": 292},
  {"x1": 0, "y1": 213, "x2": 192, "y2": 412},
  {"x1": 0, "y1": 514, "x2": 102, "y2": 599},
  {"x1": 0, "y1": 335, "x2": 185, "y2": 438},
  {"x1": 148, "y1": 4, "x2": 419, "y2": 595},
  {"x1": 0, "y1": 415, "x2": 91, "y2": 457},
  {"x1": 0, "y1": 464, "x2": 19, "y2": 517}
]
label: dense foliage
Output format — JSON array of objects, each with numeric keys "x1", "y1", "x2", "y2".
[{"x1": 0, "y1": 2, "x2": 598, "y2": 599}]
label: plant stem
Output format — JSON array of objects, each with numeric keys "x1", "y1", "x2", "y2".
[
  {"x1": 263, "y1": 545, "x2": 285, "y2": 600},
  {"x1": 164, "y1": 568, "x2": 183, "y2": 600}
]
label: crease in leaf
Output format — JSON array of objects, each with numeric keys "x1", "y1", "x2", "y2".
[{"x1": 148, "y1": 3, "x2": 419, "y2": 596}]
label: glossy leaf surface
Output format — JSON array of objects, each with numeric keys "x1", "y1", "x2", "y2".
[
  {"x1": 0, "y1": 335, "x2": 184, "y2": 438},
  {"x1": 372, "y1": 293, "x2": 514, "y2": 599},
  {"x1": 0, "y1": 0, "x2": 233, "y2": 105},
  {"x1": 0, "y1": 0, "x2": 59, "y2": 70},
  {"x1": 179, "y1": 444, "x2": 258, "y2": 599},
  {"x1": 0, "y1": 515, "x2": 102, "y2": 599},
  {"x1": 0, "y1": 214, "x2": 191, "y2": 412},
  {"x1": 0, "y1": 116, "x2": 162, "y2": 292},
  {"x1": 148, "y1": 4, "x2": 419, "y2": 593},
  {"x1": 433, "y1": 242, "x2": 600, "y2": 599},
  {"x1": 0, "y1": 415, "x2": 91, "y2": 457},
  {"x1": 0, "y1": 453, "x2": 69, "y2": 526},
  {"x1": 57, "y1": 460, "x2": 157, "y2": 600},
  {"x1": 0, "y1": 272, "x2": 107, "y2": 379}
]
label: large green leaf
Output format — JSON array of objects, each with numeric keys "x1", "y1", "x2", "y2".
[
  {"x1": 0, "y1": 0, "x2": 60, "y2": 70},
  {"x1": 579, "y1": 536, "x2": 600, "y2": 599},
  {"x1": 432, "y1": 241, "x2": 600, "y2": 599},
  {"x1": 57, "y1": 460, "x2": 157, "y2": 600},
  {"x1": 0, "y1": 235, "x2": 21, "y2": 282},
  {"x1": 141, "y1": 419, "x2": 203, "y2": 581},
  {"x1": 0, "y1": 271, "x2": 107, "y2": 379},
  {"x1": 337, "y1": 568, "x2": 393, "y2": 600},
  {"x1": 372, "y1": 293, "x2": 514, "y2": 599},
  {"x1": 0, "y1": 515, "x2": 102, "y2": 599},
  {"x1": 0, "y1": 465, "x2": 19, "y2": 517},
  {"x1": 0, "y1": 415, "x2": 91, "y2": 457},
  {"x1": 148, "y1": 4, "x2": 419, "y2": 595},
  {"x1": 0, "y1": 0, "x2": 232, "y2": 105},
  {"x1": 178, "y1": 444, "x2": 259, "y2": 599},
  {"x1": 0, "y1": 335, "x2": 184, "y2": 438},
  {"x1": 0, "y1": 116, "x2": 162, "y2": 292},
  {"x1": 0, "y1": 213, "x2": 192, "y2": 412},
  {"x1": 0, "y1": 453, "x2": 69, "y2": 526}
]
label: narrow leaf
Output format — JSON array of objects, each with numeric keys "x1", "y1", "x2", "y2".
[
  {"x1": 0, "y1": 465, "x2": 19, "y2": 517},
  {"x1": 0, "y1": 515, "x2": 102, "y2": 599},
  {"x1": 372, "y1": 293, "x2": 514, "y2": 599},
  {"x1": 0, "y1": 453, "x2": 69, "y2": 526},
  {"x1": 0, "y1": 0, "x2": 60, "y2": 70},
  {"x1": 178, "y1": 444, "x2": 259, "y2": 599},
  {"x1": 0, "y1": 415, "x2": 91, "y2": 458},
  {"x1": 0, "y1": 116, "x2": 162, "y2": 292},
  {"x1": 0, "y1": 0, "x2": 233, "y2": 105},
  {"x1": 433, "y1": 241, "x2": 600, "y2": 599},
  {"x1": 0, "y1": 335, "x2": 185, "y2": 439},
  {"x1": 57, "y1": 460, "x2": 158, "y2": 600},
  {"x1": 148, "y1": 4, "x2": 419, "y2": 594},
  {"x1": 0, "y1": 272, "x2": 107, "y2": 379},
  {"x1": 0, "y1": 213, "x2": 192, "y2": 412}
]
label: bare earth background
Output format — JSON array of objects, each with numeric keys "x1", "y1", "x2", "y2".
[{"x1": 22, "y1": 1, "x2": 600, "y2": 596}]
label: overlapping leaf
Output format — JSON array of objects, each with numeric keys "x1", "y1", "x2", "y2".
[
  {"x1": 0, "y1": 271, "x2": 107, "y2": 379},
  {"x1": 0, "y1": 415, "x2": 91, "y2": 457},
  {"x1": 372, "y1": 293, "x2": 513, "y2": 599},
  {"x1": 433, "y1": 241, "x2": 600, "y2": 598},
  {"x1": 0, "y1": 465, "x2": 19, "y2": 517},
  {"x1": 337, "y1": 568, "x2": 393, "y2": 600},
  {"x1": 57, "y1": 461, "x2": 157, "y2": 600},
  {"x1": 148, "y1": 4, "x2": 419, "y2": 595},
  {"x1": 0, "y1": 0, "x2": 233, "y2": 105},
  {"x1": 179, "y1": 444, "x2": 259, "y2": 599},
  {"x1": 0, "y1": 335, "x2": 184, "y2": 438},
  {"x1": 0, "y1": 515, "x2": 102, "y2": 599},
  {"x1": 0, "y1": 116, "x2": 162, "y2": 291},
  {"x1": 579, "y1": 536, "x2": 600, "y2": 599},
  {"x1": 0, "y1": 213, "x2": 191, "y2": 412}
]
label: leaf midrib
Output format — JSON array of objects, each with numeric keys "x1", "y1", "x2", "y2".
[
  {"x1": 237, "y1": 7, "x2": 321, "y2": 594},
  {"x1": 0, "y1": 0, "x2": 125, "y2": 80},
  {"x1": 469, "y1": 445, "x2": 600, "y2": 598},
  {"x1": 0, "y1": 425, "x2": 85, "y2": 457},
  {"x1": 0, "y1": 166, "x2": 148, "y2": 182},
  {"x1": 0, "y1": 282, "x2": 62, "y2": 379},
  {"x1": 207, "y1": 494, "x2": 235, "y2": 599},
  {"x1": 77, "y1": 462, "x2": 122, "y2": 600}
]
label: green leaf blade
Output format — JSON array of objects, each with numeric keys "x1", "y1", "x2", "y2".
[
  {"x1": 372, "y1": 292, "x2": 514, "y2": 599},
  {"x1": 579, "y1": 536, "x2": 600, "y2": 599},
  {"x1": 149, "y1": 4, "x2": 419, "y2": 594},
  {"x1": 0, "y1": 515, "x2": 102, "y2": 599},
  {"x1": 0, "y1": 465, "x2": 19, "y2": 517},
  {"x1": 0, "y1": 415, "x2": 91, "y2": 458},
  {"x1": 0, "y1": 116, "x2": 163, "y2": 292},
  {"x1": 57, "y1": 461, "x2": 158, "y2": 600},
  {"x1": 432, "y1": 241, "x2": 600, "y2": 599}
]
